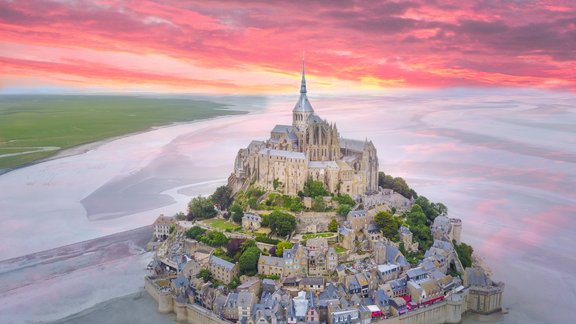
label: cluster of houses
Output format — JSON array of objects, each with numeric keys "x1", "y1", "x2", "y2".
[{"x1": 148, "y1": 205, "x2": 503, "y2": 324}]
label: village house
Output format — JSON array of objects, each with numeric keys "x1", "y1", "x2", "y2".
[
  {"x1": 153, "y1": 215, "x2": 175, "y2": 240},
  {"x1": 347, "y1": 210, "x2": 373, "y2": 232},
  {"x1": 208, "y1": 255, "x2": 238, "y2": 284},
  {"x1": 242, "y1": 213, "x2": 262, "y2": 231}
]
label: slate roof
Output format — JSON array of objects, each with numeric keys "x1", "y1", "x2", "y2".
[
  {"x1": 210, "y1": 255, "x2": 236, "y2": 271},
  {"x1": 308, "y1": 160, "x2": 339, "y2": 168},
  {"x1": 258, "y1": 148, "x2": 306, "y2": 160},
  {"x1": 300, "y1": 277, "x2": 324, "y2": 286},
  {"x1": 348, "y1": 210, "x2": 368, "y2": 218},
  {"x1": 242, "y1": 213, "x2": 262, "y2": 222},
  {"x1": 340, "y1": 138, "x2": 367, "y2": 152}
]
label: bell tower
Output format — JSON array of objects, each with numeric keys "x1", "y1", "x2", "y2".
[{"x1": 292, "y1": 57, "x2": 314, "y2": 131}]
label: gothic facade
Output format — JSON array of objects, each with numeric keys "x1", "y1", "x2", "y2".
[{"x1": 229, "y1": 61, "x2": 379, "y2": 197}]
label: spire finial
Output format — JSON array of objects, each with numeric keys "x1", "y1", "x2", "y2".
[{"x1": 300, "y1": 52, "x2": 307, "y2": 94}]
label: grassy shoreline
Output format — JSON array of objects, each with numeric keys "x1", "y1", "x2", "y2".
[{"x1": 0, "y1": 95, "x2": 246, "y2": 172}]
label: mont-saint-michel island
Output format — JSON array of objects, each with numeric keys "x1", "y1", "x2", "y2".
[
  {"x1": 144, "y1": 64, "x2": 505, "y2": 324},
  {"x1": 2, "y1": 1, "x2": 575, "y2": 323}
]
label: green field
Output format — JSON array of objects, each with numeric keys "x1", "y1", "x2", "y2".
[
  {"x1": 204, "y1": 219, "x2": 241, "y2": 231},
  {"x1": 334, "y1": 245, "x2": 346, "y2": 254},
  {"x1": 0, "y1": 95, "x2": 244, "y2": 170},
  {"x1": 302, "y1": 232, "x2": 336, "y2": 240}
]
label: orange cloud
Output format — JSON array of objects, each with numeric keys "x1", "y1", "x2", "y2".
[{"x1": 0, "y1": 0, "x2": 574, "y2": 93}]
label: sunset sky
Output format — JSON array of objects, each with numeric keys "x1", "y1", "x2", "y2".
[{"x1": 1, "y1": 0, "x2": 575, "y2": 94}]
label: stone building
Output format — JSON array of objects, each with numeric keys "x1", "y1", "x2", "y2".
[
  {"x1": 464, "y1": 268, "x2": 504, "y2": 314},
  {"x1": 347, "y1": 210, "x2": 373, "y2": 232},
  {"x1": 242, "y1": 213, "x2": 262, "y2": 231},
  {"x1": 229, "y1": 60, "x2": 379, "y2": 198},
  {"x1": 153, "y1": 215, "x2": 175, "y2": 240},
  {"x1": 208, "y1": 255, "x2": 238, "y2": 284}
]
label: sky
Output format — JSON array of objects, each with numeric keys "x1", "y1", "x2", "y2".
[{"x1": 0, "y1": 0, "x2": 575, "y2": 94}]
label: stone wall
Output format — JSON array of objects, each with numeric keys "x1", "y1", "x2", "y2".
[
  {"x1": 145, "y1": 276, "x2": 227, "y2": 324},
  {"x1": 296, "y1": 212, "x2": 338, "y2": 233},
  {"x1": 372, "y1": 294, "x2": 467, "y2": 324}
]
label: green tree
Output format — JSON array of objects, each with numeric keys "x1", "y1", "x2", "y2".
[
  {"x1": 241, "y1": 239, "x2": 258, "y2": 252},
  {"x1": 337, "y1": 204, "x2": 351, "y2": 216},
  {"x1": 276, "y1": 241, "x2": 293, "y2": 257},
  {"x1": 411, "y1": 224, "x2": 433, "y2": 251},
  {"x1": 267, "y1": 211, "x2": 296, "y2": 237},
  {"x1": 273, "y1": 178, "x2": 282, "y2": 191},
  {"x1": 230, "y1": 203, "x2": 244, "y2": 224},
  {"x1": 328, "y1": 219, "x2": 338, "y2": 232},
  {"x1": 188, "y1": 196, "x2": 217, "y2": 220},
  {"x1": 200, "y1": 230, "x2": 229, "y2": 247},
  {"x1": 239, "y1": 246, "x2": 260, "y2": 276},
  {"x1": 169, "y1": 224, "x2": 176, "y2": 234},
  {"x1": 312, "y1": 196, "x2": 327, "y2": 212},
  {"x1": 406, "y1": 204, "x2": 427, "y2": 227},
  {"x1": 334, "y1": 194, "x2": 355, "y2": 206},
  {"x1": 378, "y1": 172, "x2": 414, "y2": 199},
  {"x1": 302, "y1": 178, "x2": 329, "y2": 198},
  {"x1": 211, "y1": 186, "x2": 233, "y2": 210},
  {"x1": 185, "y1": 226, "x2": 206, "y2": 239},
  {"x1": 454, "y1": 241, "x2": 474, "y2": 268},
  {"x1": 228, "y1": 275, "x2": 241, "y2": 289},
  {"x1": 374, "y1": 211, "x2": 402, "y2": 241},
  {"x1": 197, "y1": 269, "x2": 213, "y2": 282}
]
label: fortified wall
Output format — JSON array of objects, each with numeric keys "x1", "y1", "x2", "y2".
[{"x1": 145, "y1": 276, "x2": 227, "y2": 324}]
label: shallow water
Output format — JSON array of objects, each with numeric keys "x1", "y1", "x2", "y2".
[{"x1": 0, "y1": 89, "x2": 574, "y2": 323}]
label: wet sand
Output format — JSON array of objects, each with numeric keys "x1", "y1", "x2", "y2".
[{"x1": 0, "y1": 90, "x2": 574, "y2": 323}]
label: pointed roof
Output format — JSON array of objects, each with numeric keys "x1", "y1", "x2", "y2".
[{"x1": 293, "y1": 58, "x2": 314, "y2": 113}]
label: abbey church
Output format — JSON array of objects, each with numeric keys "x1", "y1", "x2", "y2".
[{"x1": 229, "y1": 61, "x2": 379, "y2": 197}]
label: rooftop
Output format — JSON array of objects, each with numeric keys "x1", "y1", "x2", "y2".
[{"x1": 210, "y1": 255, "x2": 236, "y2": 270}]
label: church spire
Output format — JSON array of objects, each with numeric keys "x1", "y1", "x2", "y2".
[{"x1": 300, "y1": 54, "x2": 307, "y2": 94}]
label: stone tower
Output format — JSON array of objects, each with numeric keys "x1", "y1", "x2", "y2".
[{"x1": 292, "y1": 58, "x2": 314, "y2": 131}]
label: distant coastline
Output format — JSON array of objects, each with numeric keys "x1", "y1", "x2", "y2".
[{"x1": 0, "y1": 95, "x2": 248, "y2": 175}]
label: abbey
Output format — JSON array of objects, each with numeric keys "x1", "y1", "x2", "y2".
[{"x1": 229, "y1": 61, "x2": 379, "y2": 197}]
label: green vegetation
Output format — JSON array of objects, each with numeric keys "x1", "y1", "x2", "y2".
[
  {"x1": 0, "y1": 95, "x2": 242, "y2": 170},
  {"x1": 312, "y1": 196, "x2": 327, "y2": 212},
  {"x1": 187, "y1": 196, "x2": 217, "y2": 220},
  {"x1": 258, "y1": 274, "x2": 280, "y2": 280},
  {"x1": 234, "y1": 186, "x2": 266, "y2": 210},
  {"x1": 258, "y1": 193, "x2": 304, "y2": 212},
  {"x1": 200, "y1": 231, "x2": 229, "y2": 247},
  {"x1": 212, "y1": 248, "x2": 234, "y2": 263},
  {"x1": 185, "y1": 226, "x2": 229, "y2": 247},
  {"x1": 328, "y1": 219, "x2": 338, "y2": 232},
  {"x1": 267, "y1": 211, "x2": 296, "y2": 237},
  {"x1": 337, "y1": 204, "x2": 352, "y2": 216},
  {"x1": 255, "y1": 234, "x2": 280, "y2": 245},
  {"x1": 378, "y1": 171, "x2": 416, "y2": 199},
  {"x1": 239, "y1": 246, "x2": 260, "y2": 276},
  {"x1": 302, "y1": 232, "x2": 335, "y2": 240},
  {"x1": 333, "y1": 194, "x2": 355, "y2": 206},
  {"x1": 300, "y1": 178, "x2": 329, "y2": 198},
  {"x1": 405, "y1": 204, "x2": 433, "y2": 251},
  {"x1": 229, "y1": 203, "x2": 244, "y2": 224},
  {"x1": 227, "y1": 275, "x2": 241, "y2": 289},
  {"x1": 273, "y1": 178, "x2": 282, "y2": 191},
  {"x1": 413, "y1": 196, "x2": 448, "y2": 224},
  {"x1": 374, "y1": 211, "x2": 402, "y2": 242},
  {"x1": 185, "y1": 226, "x2": 206, "y2": 239},
  {"x1": 211, "y1": 186, "x2": 233, "y2": 210},
  {"x1": 334, "y1": 245, "x2": 346, "y2": 254},
  {"x1": 276, "y1": 241, "x2": 293, "y2": 257},
  {"x1": 197, "y1": 269, "x2": 213, "y2": 283},
  {"x1": 205, "y1": 218, "x2": 240, "y2": 231},
  {"x1": 454, "y1": 241, "x2": 474, "y2": 268}
]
